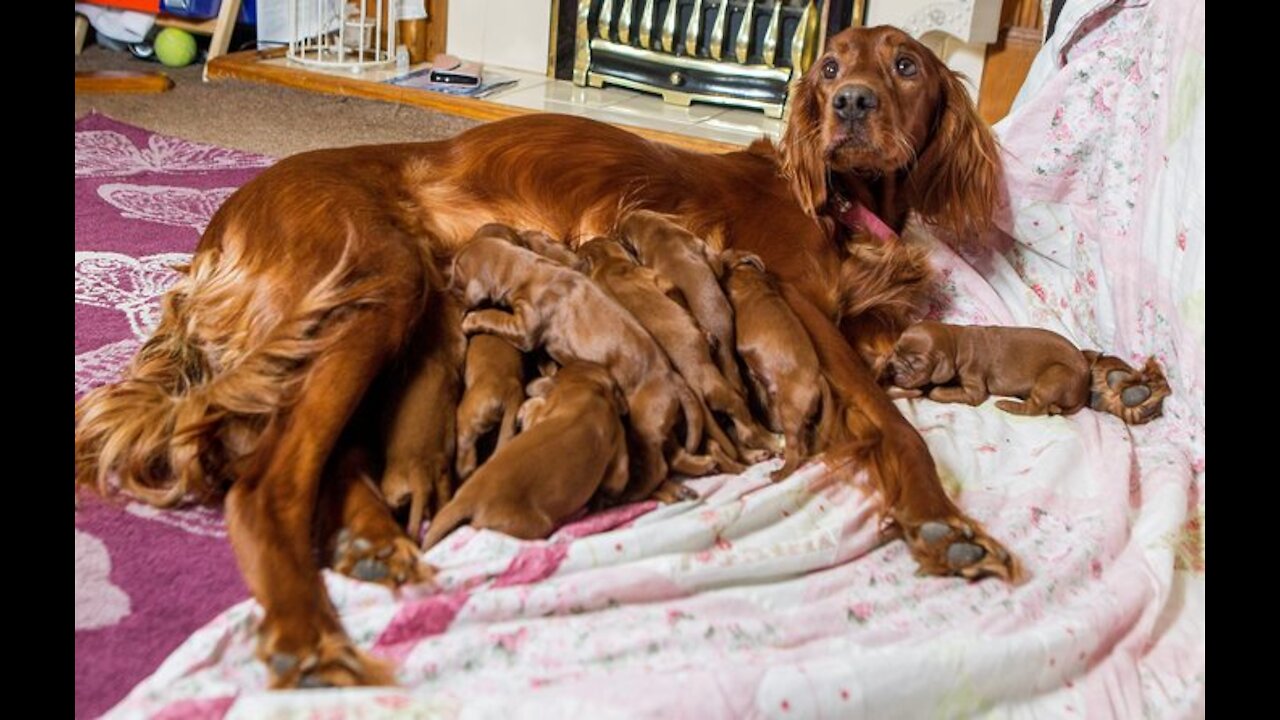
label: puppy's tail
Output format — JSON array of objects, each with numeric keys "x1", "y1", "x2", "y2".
[
  {"x1": 679, "y1": 382, "x2": 742, "y2": 462},
  {"x1": 420, "y1": 494, "x2": 474, "y2": 551},
  {"x1": 497, "y1": 397, "x2": 521, "y2": 448},
  {"x1": 813, "y1": 376, "x2": 841, "y2": 452}
]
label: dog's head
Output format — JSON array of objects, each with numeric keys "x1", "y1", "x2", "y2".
[{"x1": 780, "y1": 25, "x2": 1000, "y2": 237}]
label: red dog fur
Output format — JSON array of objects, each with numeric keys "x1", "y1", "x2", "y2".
[
  {"x1": 450, "y1": 224, "x2": 719, "y2": 495},
  {"x1": 75, "y1": 26, "x2": 1014, "y2": 688},
  {"x1": 577, "y1": 235, "x2": 774, "y2": 462},
  {"x1": 881, "y1": 321, "x2": 1092, "y2": 416},
  {"x1": 453, "y1": 334, "x2": 525, "y2": 480},
  {"x1": 421, "y1": 361, "x2": 629, "y2": 550},
  {"x1": 719, "y1": 250, "x2": 832, "y2": 479}
]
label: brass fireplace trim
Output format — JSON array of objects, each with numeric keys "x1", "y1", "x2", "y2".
[
  {"x1": 585, "y1": 39, "x2": 792, "y2": 116},
  {"x1": 574, "y1": 0, "x2": 834, "y2": 119}
]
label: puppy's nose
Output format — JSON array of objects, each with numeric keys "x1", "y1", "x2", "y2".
[{"x1": 832, "y1": 85, "x2": 879, "y2": 121}]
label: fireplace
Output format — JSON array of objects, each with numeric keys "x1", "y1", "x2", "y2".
[{"x1": 558, "y1": 1, "x2": 863, "y2": 119}]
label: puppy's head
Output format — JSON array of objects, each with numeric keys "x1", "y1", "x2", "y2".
[
  {"x1": 473, "y1": 222, "x2": 522, "y2": 244},
  {"x1": 517, "y1": 229, "x2": 586, "y2": 271},
  {"x1": 883, "y1": 325, "x2": 954, "y2": 388},
  {"x1": 577, "y1": 236, "x2": 634, "y2": 271}
]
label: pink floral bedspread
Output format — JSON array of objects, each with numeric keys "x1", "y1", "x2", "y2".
[{"x1": 102, "y1": 1, "x2": 1204, "y2": 716}]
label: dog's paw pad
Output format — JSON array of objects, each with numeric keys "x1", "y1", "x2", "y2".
[
  {"x1": 1121, "y1": 385, "x2": 1152, "y2": 407},
  {"x1": 946, "y1": 542, "x2": 986, "y2": 569},
  {"x1": 904, "y1": 517, "x2": 1021, "y2": 583},
  {"x1": 332, "y1": 532, "x2": 428, "y2": 589}
]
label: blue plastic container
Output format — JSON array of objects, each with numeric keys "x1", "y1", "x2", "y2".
[{"x1": 161, "y1": 0, "x2": 256, "y2": 24}]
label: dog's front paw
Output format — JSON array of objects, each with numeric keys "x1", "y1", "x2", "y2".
[
  {"x1": 900, "y1": 517, "x2": 1022, "y2": 582},
  {"x1": 258, "y1": 617, "x2": 394, "y2": 689}
]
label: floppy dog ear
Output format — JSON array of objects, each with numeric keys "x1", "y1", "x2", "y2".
[
  {"x1": 779, "y1": 74, "x2": 829, "y2": 218},
  {"x1": 697, "y1": 241, "x2": 727, "y2": 280},
  {"x1": 908, "y1": 67, "x2": 1001, "y2": 241},
  {"x1": 929, "y1": 351, "x2": 957, "y2": 384}
]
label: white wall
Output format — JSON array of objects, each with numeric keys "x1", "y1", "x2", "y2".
[
  {"x1": 864, "y1": 0, "x2": 1003, "y2": 101},
  {"x1": 447, "y1": 0, "x2": 553, "y2": 74}
]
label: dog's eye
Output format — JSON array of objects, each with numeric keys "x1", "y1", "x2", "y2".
[
  {"x1": 821, "y1": 59, "x2": 839, "y2": 79},
  {"x1": 895, "y1": 56, "x2": 918, "y2": 77}
]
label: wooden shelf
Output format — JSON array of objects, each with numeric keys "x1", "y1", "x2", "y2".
[{"x1": 155, "y1": 0, "x2": 240, "y2": 61}]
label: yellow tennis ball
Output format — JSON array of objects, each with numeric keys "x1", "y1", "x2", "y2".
[{"x1": 154, "y1": 28, "x2": 198, "y2": 68}]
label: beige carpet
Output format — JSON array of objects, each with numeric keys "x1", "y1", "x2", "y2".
[{"x1": 75, "y1": 46, "x2": 481, "y2": 157}]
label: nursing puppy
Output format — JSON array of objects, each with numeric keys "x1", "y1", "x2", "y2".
[
  {"x1": 617, "y1": 210, "x2": 746, "y2": 397},
  {"x1": 454, "y1": 334, "x2": 526, "y2": 480},
  {"x1": 377, "y1": 290, "x2": 465, "y2": 542},
  {"x1": 577, "y1": 236, "x2": 774, "y2": 464},
  {"x1": 420, "y1": 361, "x2": 629, "y2": 549},
  {"x1": 720, "y1": 251, "x2": 833, "y2": 479},
  {"x1": 450, "y1": 223, "x2": 714, "y2": 500}
]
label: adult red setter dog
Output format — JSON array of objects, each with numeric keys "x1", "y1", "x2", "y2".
[{"x1": 75, "y1": 26, "x2": 1017, "y2": 688}]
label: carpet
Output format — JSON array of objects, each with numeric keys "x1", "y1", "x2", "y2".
[{"x1": 74, "y1": 113, "x2": 270, "y2": 719}]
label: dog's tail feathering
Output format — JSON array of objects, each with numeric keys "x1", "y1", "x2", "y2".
[{"x1": 74, "y1": 243, "x2": 389, "y2": 508}]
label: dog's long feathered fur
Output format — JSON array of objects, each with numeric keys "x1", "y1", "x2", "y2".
[{"x1": 74, "y1": 26, "x2": 1019, "y2": 687}]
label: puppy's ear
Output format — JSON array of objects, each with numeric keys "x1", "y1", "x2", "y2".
[
  {"x1": 697, "y1": 242, "x2": 726, "y2": 279},
  {"x1": 476, "y1": 223, "x2": 522, "y2": 244},
  {"x1": 871, "y1": 353, "x2": 894, "y2": 383},
  {"x1": 450, "y1": 254, "x2": 471, "y2": 294},
  {"x1": 929, "y1": 351, "x2": 956, "y2": 384}
]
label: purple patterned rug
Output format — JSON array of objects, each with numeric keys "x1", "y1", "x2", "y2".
[{"x1": 74, "y1": 115, "x2": 276, "y2": 719}]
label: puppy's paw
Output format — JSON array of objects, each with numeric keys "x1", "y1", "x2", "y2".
[
  {"x1": 331, "y1": 528, "x2": 433, "y2": 588},
  {"x1": 651, "y1": 480, "x2": 698, "y2": 504}
]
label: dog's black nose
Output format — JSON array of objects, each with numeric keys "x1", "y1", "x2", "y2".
[{"x1": 832, "y1": 85, "x2": 879, "y2": 121}]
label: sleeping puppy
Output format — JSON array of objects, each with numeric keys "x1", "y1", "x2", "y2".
[
  {"x1": 454, "y1": 334, "x2": 526, "y2": 480},
  {"x1": 880, "y1": 321, "x2": 1091, "y2": 416},
  {"x1": 378, "y1": 289, "x2": 466, "y2": 542},
  {"x1": 720, "y1": 251, "x2": 833, "y2": 480},
  {"x1": 420, "y1": 361, "x2": 629, "y2": 550},
  {"x1": 577, "y1": 236, "x2": 775, "y2": 465},
  {"x1": 450, "y1": 223, "x2": 713, "y2": 502},
  {"x1": 617, "y1": 210, "x2": 747, "y2": 398}
]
